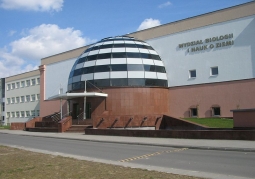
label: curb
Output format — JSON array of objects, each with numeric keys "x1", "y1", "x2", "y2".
[{"x1": 1, "y1": 131, "x2": 255, "y2": 152}]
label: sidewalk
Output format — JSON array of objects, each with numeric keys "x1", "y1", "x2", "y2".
[{"x1": 0, "y1": 130, "x2": 255, "y2": 152}]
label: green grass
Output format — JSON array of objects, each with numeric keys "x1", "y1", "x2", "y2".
[
  {"x1": 183, "y1": 118, "x2": 233, "y2": 128},
  {"x1": 0, "y1": 125, "x2": 10, "y2": 130}
]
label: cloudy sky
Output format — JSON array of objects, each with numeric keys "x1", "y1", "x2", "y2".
[{"x1": 0, "y1": 0, "x2": 252, "y2": 78}]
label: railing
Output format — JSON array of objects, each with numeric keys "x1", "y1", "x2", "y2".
[
  {"x1": 51, "y1": 112, "x2": 61, "y2": 122},
  {"x1": 77, "y1": 112, "x2": 84, "y2": 124},
  {"x1": 63, "y1": 111, "x2": 72, "y2": 118}
]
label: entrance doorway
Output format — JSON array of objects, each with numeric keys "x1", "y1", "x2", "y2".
[
  {"x1": 85, "y1": 102, "x2": 91, "y2": 119},
  {"x1": 72, "y1": 103, "x2": 79, "y2": 119}
]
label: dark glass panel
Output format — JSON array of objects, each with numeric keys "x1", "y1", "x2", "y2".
[
  {"x1": 69, "y1": 71, "x2": 74, "y2": 78},
  {"x1": 91, "y1": 46, "x2": 99, "y2": 50},
  {"x1": 140, "y1": 53, "x2": 150, "y2": 59},
  {"x1": 94, "y1": 65, "x2": 110, "y2": 73},
  {"x1": 145, "y1": 79, "x2": 167, "y2": 87},
  {"x1": 73, "y1": 68, "x2": 83, "y2": 76},
  {"x1": 112, "y1": 52, "x2": 126, "y2": 58},
  {"x1": 86, "y1": 55, "x2": 98, "y2": 61},
  {"x1": 77, "y1": 57, "x2": 86, "y2": 64},
  {"x1": 68, "y1": 84, "x2": 72, "y2": 91},
  {"x1": 111, "y1": 78, "x2": 128, "y2": 86},
  {"x1": 99, "y1": 44, "x2": 113, "y2": 49},
  {"x1": 155, "y1": 66, "x2": 166, "y2": 73},
  {"x1": 128, "y1": 79, "x2": 145, "y2": 86},
  {"x1": 113, "y1": 44, "x2": 125, "y2": 48},
  {"x1": 111, "y1": 64, "x2": 127, "y2": 71},
  {"x1": 83, "y1": 66, "x2": 95, "y2": 74},
  {"x1": 125, "y1": 44, "x2": 137, "y2": 48},
  {"x1": 127, "y1": 64, "x2": 144, "y2": 71},
  {"x1": 144, "y1": 65, "x2": 155, "y2": 72},
  {"x1": 145, "y1": 46, "x2": 154, "y2": 50},
  {"x1": 126, "y1": 52, "x2": 141, "y2": 58},
  {"x1": 97, "y1": 53, "x2": 111, "y2": 59},
  {"x1": 94, "y1": 79, "x2": 110, "y2": 87},
  {"x1": 150, "y1": 54, "x2": 161, "y2": 60}
]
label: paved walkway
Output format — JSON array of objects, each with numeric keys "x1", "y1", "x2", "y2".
[{"x1": 0, "y1": 130, "x2": 255, "y2": 152}]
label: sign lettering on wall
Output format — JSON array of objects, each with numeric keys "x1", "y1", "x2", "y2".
[{"x1": 178, "y1": 33, "x2": 234, "y2": 53}]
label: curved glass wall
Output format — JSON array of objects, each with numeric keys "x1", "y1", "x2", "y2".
[{"x1": 68, "y1": 36, "x2": 168, "y2": 91}]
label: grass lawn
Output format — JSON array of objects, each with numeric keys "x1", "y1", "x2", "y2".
[
  {"x1": 184, "y1": 118, "x2": 233, "y2": 128},
  {"x1": 0, "y1": 125, "x2": 10, "y2": 130},
  {"x1": 0, "y1": 146, "x2": 203, "y2": 179}
]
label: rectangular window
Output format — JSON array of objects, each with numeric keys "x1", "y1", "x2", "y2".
[
  {"x1": 21, "y1": 111, "x2": 25, "y2": 117},
  {"x1": 31, "y1": 110, "x2": 35, "y2": 117},
  {"x1": 21, "y1": 81, "x2": 25, "y2": 87},
  {"x1": 37, "y1": 110, "x2": 40, "y2": 116},
  {"x1": 211, "y1": 66, "x2": 218, "y2": 76},
  {"x1": 7, "y1": 98, "x2": 10, "y2": 104},
  {"x1": 16, "y1": 82, "x2": 20, "y2": 88},
  {"x1": 16, "y1": 111, "x2": 20, "y2": 118},
  {"x1": 36, "y1": 94, "x2": 40, "y2": 101},
  {"x1": 37, "y1": 78, "x2": 40, "y2": 84},
  {"x1": 26, "y1": 95, "x2": 30, "y2": 102},
  {"x1": 26, "y1": 80, "x2": 30, "y2": 87},
  {"x1": 11, "y1": 97, "x2": 15, "y2": 104},
  {"x1": 31, "y1": 79, "x2": 36, "y2": 86},
  {"x1": 190, "y1": 108, "x2": 198, "y2": 117},
  {"x1": 26, "y1": 111, "x2": 30, "y2": 117},
  {"x1": 16, "y1": 97, "x2": 20, "y2": 103},
  {"x1": 189, "y1": 70, "x2": 196, "y2": 78},
  {"x1": 11, "y1": 83, "x2": 15, "y2": 89},
  {"x1": 31, "y1": 94, "x2": 35, "y2": 101},
  {"x1": 212, "y1": 107, "x2": 221, "y2": 116},
  {"x1": 7, "y1": 112, "x2": 10, "y2": 118},
  {"x1": 7, "y1": 84, "x2": 11, "y2": 90},
  {"x1": 11, "y1": 112, "x2": 15, "y2": 118},
  {"x1": 20, "y1": 96, "x2": 25, "y2": 103}
]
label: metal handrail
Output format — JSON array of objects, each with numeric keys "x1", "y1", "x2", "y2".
[{"x1": 77, "y1": 112, "x2": 84, "y2": 124}]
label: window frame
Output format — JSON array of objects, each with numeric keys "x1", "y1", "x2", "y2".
[
  {"x1": 189, "y1": 69, "x2": 196, "y2": 78},
  {"x1": 210, "y1": 66, "x2": 219, "y2": 76}
]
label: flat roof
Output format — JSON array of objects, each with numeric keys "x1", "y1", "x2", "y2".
[{"x1": 47, "y1": 92, "x2": 108, "y2": 100}]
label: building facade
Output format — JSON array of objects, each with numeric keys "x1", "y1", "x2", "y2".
[
  {"x1": 0, "y1": 78, "x2": 5, "y2": 124},
  {"x1": 3, "y1": 2, "x2": 255, "y2": 125},
  {"x1": 5, "y1": 70, "x2": 40, "y2": 125}
]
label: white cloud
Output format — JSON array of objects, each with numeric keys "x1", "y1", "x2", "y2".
[
  {"x1": 0, "y1": 24, "x2": 95, "y2": 78},
  {"x1": 158, "y1": 1, "x2": 172, "y2": 8},
  {"x1": 8, "y1": 30, "x2": 16, "y2": 36},
  {"x1": 137, "y1": 18, "x2": 161, "y2": 31},
  {"x1": 0, "y1": 0, "x2": 63, "y2": 12}
]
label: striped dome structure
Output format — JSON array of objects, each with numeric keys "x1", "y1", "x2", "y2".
[{"x1": 68, "y1": 36, "x2": 168, "y2": 92}]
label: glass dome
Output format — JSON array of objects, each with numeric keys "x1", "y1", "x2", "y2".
[{"x1": 68, "y1": 36, "x2": 168, "y2": 92}]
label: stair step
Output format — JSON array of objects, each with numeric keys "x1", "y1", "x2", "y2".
[
  {"x1": 65, "y1": 125, "x2": 92, "y2": 133},
  {"x1": 26, "y1": 127, "x2": 58, "y2": 132}
]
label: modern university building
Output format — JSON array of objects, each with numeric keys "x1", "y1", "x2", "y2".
[{"x1": 4, "y1": 2, "x2": 255, "y2": 130}]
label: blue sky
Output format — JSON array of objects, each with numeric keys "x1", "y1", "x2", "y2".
[{"x1": 0, "y1": 0, "x2": 252, "y2": 78}]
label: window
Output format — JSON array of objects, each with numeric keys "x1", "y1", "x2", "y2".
[
  {"x1": 26, "y1": 95, "x2": 30, "y2": 102},
  {"x1": 7, "y1": 98, "x2": 10, "y2": 104},
  {"x1": 31, "y1": 110, "x2": 35, "y2": 117},
  {"x1": 21, "y1": 111, "x2": 25, "y2": 117},
  {"x1": 11, "y1": 112, "x2": 15, "y2": 118},
  {"x1": 7, "y1": 112, "x2": 10, "y2": 118},
  {"x1": 31, "y1": 94, "x2": 35, "y2": 101},
  {"x1": 189, "y1": 70, "x2": 196, "y2": 78},
  {"x1": 20, "y1": 96, "x2": 25, "y2": 103},
  {"x1": 16, "y1": 111, "x2": 20, "y2": 118},
  {"x1": 212, "y1": 107, "x2": 221, "y2": 116},
  {"x1": 26, "y1": 111, "x2": 30, "y2": 117},
  {"x1": 37, "y1": 110, "x2": 40, "y2": 116},
  {"x1": 7, "y1": 84, "x2": 11, "y2": 90},
  {"x1": 16, "y1": 82, "x2": 20, "y2": 88},
  {"x1": 37, "y1": 78, "x2": 40, "y2": 84},
  {"x1": 11, "y1": 83, "x2": 15, "y2": 89},
  {"x1": 21, "y1": 81, "x2": 25, "y2": 87},
  {"x1": 16, "y1": 97, "x2": 20, "y2": 103},
  {"x1": 11, "y1": 97, "x2": 15, "y2": 104},
  {"x1": 31, "y1": 79, "x2": 36, "y2": 86},
  {"x1": 36, "y1": 94, "x2": 40, "y2": 101},
  {"x1": 26, "y1": 80, "x2": 30, "y2": 87},
  {"x1": 2, "y1": 103, "x2": 4, "y2": 111},
  {"x1": 190, "y1": 108, "x2": 198, "y2": 117},
  {"x1": 211, "y1": 66, "x2": 218, "y2": 76}
]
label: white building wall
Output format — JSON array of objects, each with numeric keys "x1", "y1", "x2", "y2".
[
  {"x1": 45, "y1": 58, "x2": 77, "y2": 99},
  {"x1": 146, "y1": 15, "x2": 255, "y2": 87},
  {"x1": 5, "y1": 76, "x2": 40, "y2": 125}
]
